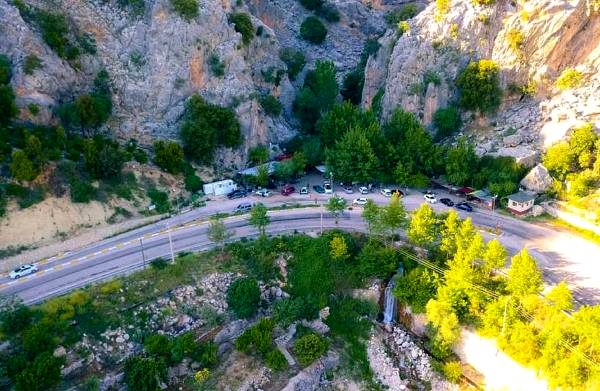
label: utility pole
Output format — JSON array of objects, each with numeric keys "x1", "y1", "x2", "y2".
[
  {"x1": 320, "y1": 209, "x2": 323, "y2": 235},
  {"x1": 139, "y1": 237, "x2": 146, "y2": 267},
  {"x1": 167, "y1": 224, "x2": 175, "y2": 264}
]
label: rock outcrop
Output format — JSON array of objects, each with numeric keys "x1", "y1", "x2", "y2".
[
  {"x1": 363, "y1": 0, "x2": 600, "y2": 162},
  {"x1": 520, "y1": 163, "x2": 554, "y2": 192}
]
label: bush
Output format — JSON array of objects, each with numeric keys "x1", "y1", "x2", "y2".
[
  {"x1": 293, "y1": 333, "x2": 329, "y2": 367},
  {"x1": 442, "y1": 361, "x2": 462, "y2": 383},
  {"x1": 555, "y1": 68, "x2": 583, "y2": 90},
  {"x1": 456, "y1": 59, "x2": 502, "y2": 114},
  {"x1": 144, "y1": 334, "x2": 172, "y2": 359},
  {"x1": 10, "y1": 150, "x2": 39, "y2": 181},
  {"x1": 36, "y1": 11, "x2": 79, "y2": 60},
  {"x1": 23, "y1": 55, "x2": 43, "y2": 75},
  {"x1": 230, "y1": 13, "x2": 254, "y2": 45},
  {"x1": 433, "y1": 106, "x2": 461, "y2": 140},
  {"x1": 300, "y1": 16, "x2": 327, "y2": 44},
  {"x1": 147, "y1": 188, "x2": 170, "y2": 213},
  {"x1": 299, "y1": 0, "x2": 324, "y2": 11},
  {"x1": 170, "y1": 0, "x2": 198, "y2": 19},
  {"x1": 385, "y1": 4, "x2": 417, "y2": 25},
  {"x1": 14, "y1": 352, "x2": 64, "y2": 391},
  {"x1": 185, "y1": 173, "x2": 203, "y2": 193},
  {"x1": 248, "y1": 145, "x2": 270, "y2": 165},
  {"x1": 123, "y1": 356, "x2": 167, "y2": 391},
  {"x1": 208, "y1": 54, "x2": 225, "y2": 77},
  {"x1": 0, "y1": 84, "x2": 18, "y2": 125},
  {"x1": 393, "y1": 267, "x2": 440, "y2": 313},
  {"x1": 273, "y1": 296, "x2": 319, "y2": 327},
  {"x1": 235, "y1": 317, "x2": 275, "y2": 355},
  {"x1": 0, "y1": 54, "x2": 12, "y2": 84},
  {"x1": 70, "y1": 177, "x2": 95, "y2": 203},
  {"x1": 259, "y1": 94, "x2": 282, "y2": 116},
  {"x1": 316, "y1": 3, "x2": 340, "y2": 22},
  {"x1": 341, "y1": 70, "x2": 364, "y2": 105},
  {"x1": 227, "y1": 277, "x2": 261, "y2": 318},
  {"x1": 265, "y1": 349, "x2": 288, "y2": 371},
  {"x1": 279, "y1": 48, "x2": 306, "y2": 80},
  {"x1": 471, "y1": 0, "x2": 496, "y2": 5},
  {"x1": 153, "y1": 140, "x2": 184, "y2": 174},
  {"x1": 57, "y1": 71, "x2": 112, "y2": 131},
  {"x1": 293, "y1": 60, "x2": 338, "y2": 132},
  {"x1": 507, "y1": 28, "x2": 524, "y2": 53},
  {"x1": 28, "y1": 103, "x2": 40, "y2": 116}
]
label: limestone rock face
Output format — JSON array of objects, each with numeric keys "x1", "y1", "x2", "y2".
[
  {"x1": 364, "y1": 0, "x2": 600, "y2": 160},
  {"x1": 520, "y1": 164, "x2": 554, "y2": 192}
]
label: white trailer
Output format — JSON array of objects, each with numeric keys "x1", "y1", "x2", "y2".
[{"x1": 203, "y1": 179, "x2": 237, "y2": 196}]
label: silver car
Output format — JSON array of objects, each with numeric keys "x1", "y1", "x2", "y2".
[
  {"x1": 255, "y1": 188, "x2": 271, "y2": 197},
  {"x1": 352, "y1": 198, "x2": 369, "y2": 206},
  {"x1": 9, "y1": 264, "x2": 38, "y2": 279}
]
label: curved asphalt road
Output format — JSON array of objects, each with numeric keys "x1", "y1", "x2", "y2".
[{"x1": 1, "y1": 190, "x2": 600, "y2": 305}]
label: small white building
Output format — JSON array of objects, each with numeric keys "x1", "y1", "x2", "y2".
[
  {"x1": 203, "y1": 179, "x2": 237, "y2": 196},
  {"x1": 507, "y1": 191, "x2": 536, "y2": 215}
]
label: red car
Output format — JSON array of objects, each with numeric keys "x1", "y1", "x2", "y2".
[
  {"x1": 281, "y1": 185, "x2": 295, "y2": 196},
  {"x1": 275, "y1": 153, "x2": 292, "y2": 161}
]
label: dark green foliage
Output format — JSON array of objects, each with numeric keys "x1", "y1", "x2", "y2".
[
  {"x1": 17, "y1": 186, "x2": 45, "y2": 209},
  {"x1": 170, "y1": 0, "x2": 199, "y2": 19},
  {"x1": 227, "y1": 277, "x2": 261, "y2": 318},
  {"x1": 248, "y1": 145, "x2": 269, "y2": 165},
  {"x1": 279, "y1": 48, "x2": 306, "y2": 80},
  {"x1": 316, "y1": 3, "x2": 340, "y2": 22},
  {"x1": 70, "y1": 177, "x2": 96, "y2": 203},
  {"x1": 184, "y1": 172, "x2": 203, "y2": 193},
  {"x1": 235, "y1": 317, "x2": 275, "y2": 355},
  {"x1": 14, "y1": 352, "x2": 64, "y2": 391},
  {"x1": 147, "y1": 188, "x2": 170, "y2": 213},
  {"x1": 445, "y1": 137, "x2": 479, "y2": 186},
  {"x1": 36, "y1": 11, "x2": 79, "y2": 60},
  {"x1": 473, "y1": 155, "x2": 527, "y2": 197},
  {"x1": 326, "y1": 297, "x2": 375, "y2": 340},
  {"x1": 293, "y1": 60, "x2": 338, "y2": 132},
  {"x1": 300, "y1": 16, "x2": 327, "y2": 44},
  {"x1": 0, "y1": 85, "x2": 18, "y2": 125},
  {"x1": 317, "y1": 101, "x2": 376, "y2": 146},
  {"x1": 180, "y1": 94, "x2": 241, "y2": 164},
  {"x1": 0, "y1": 54, "x2": 11, "y2": 84},
  {"x1": 119, "y1": 0, "x2": 146, "y2": 15},
  {"x1": 393, "y1": 267, "x2": 440, "y2": 313},
  {"x1": 227, "y1": 237, "x2": 280, "y2": 280},
  {"x1": 230, "y1": 13, "x2": 254, "y2": 45},
  {"x1": 144, "y1": 334, "x2": 172, "y2": 359},
  {"x1": 456, "y1": 59, "x2": 502, "y2": 114},
  {"x1": 326, "y1": 127, "x2": 379, "y2": 183},
  {"x1": 0, "y1": 304, "x2": 38, "y2": 336},
  {"x1": 265, "y1": 349, "x2": 288, "y2": 371},
  {"x1": 273, "y1": 296, "x2": 319, "y2": 327},
  {"x1": 28, "y1": 103, "x2": 40, "y2": 116},
  {"x1": 385, "y1": 4, "x2": 417, "y2": 25},
  {"x1": 259, "y1": 94, "x2": 282, "y2": 116},
  {"x1": 123, "y1": 356, "x2": 168, "y2": 391},
  {"x1": 261, "y1": 67, "x2": 285, "y2": 86},
  {"x1": 293, "y1": 333, "x2": 329, "y2": 367},
  {"x1": 82, "y1": 137, "x2": 125, "y2": 180},
  {"x1": 356, "y1": 240, "x2": 399, "y2": 280},
  {"x1": 299, "y1": 0, "x2": 323, "y2": 10},
  {"x1": 433, "y1": 106, "x2": 461, "y2": 140},
  {"x1": 208, "y1": 54, "x2": 225, "y2": 77},
  {"x1": 10, "y1": 150, "x2": 39, "y2": 181},
  {"x1": 153, "y1": 140, "x2": 184, "y2": 174},
  {"x1": 341, "y1": 70, "x2": 364, "y2": 105}
]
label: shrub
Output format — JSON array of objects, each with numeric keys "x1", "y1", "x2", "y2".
[
  {"x1": 10, "y1": 150, "x2": 38, "y2": 181},
  {"x1": 442, "y1": 361, "x2": 462, "y2": 383},
  {"x1": 472, "y1": 0, "x2": 496, "y2": 5},
  {"x1": 385, "y1": 4, "x2": 417, "y2": 25},
  {"x1": 36, "y1": 11, "x2": 79, "y2": 60},
  {"x1": 456, "y1": 59, "x2": 502, "y2": 114},
  {"x1": 436, "y1": 0, "x2": 450, "y2": 16},
  {"x1": 248, "y1": 145, "x2": 270, "y2": 165},
  {"x1": 341, "y1": 70, "x2": 364, "y2": 105},
  {"x1": 300, "y1": 16, "x2": 327, "y2": 44},
  {"x1": 227, "y1": 277, "x2": 261, "y2": 318},
  {"x1": 57, "y1": 71, "x2": 112, "y2": 131},
  {"x1": 230, "y1": 13, "x2": 254, "y2": 45},
  {"x1": 147, "y1": 188, "x2": 170, "y2": 213},
  {"x1": 393, "y1": 267, "x2": 440, "y2": 313},
  {"x1": 208, "y1": 54, "x2": 225, "y2": 77},
  {"x1": 279, "y1": 48, "x2": 306, "y2": 80},
  {"x1": 273, "y1": 296, "x2": 319, "y2": 327},
  {"x1": 170, "y1": 0, "x2": 198, "y2": 20},
  {"x1": 23, "y1": 54, "x2": 43, "y2": 75},
  {"x1": 433, "y1": 106, "x2": 461, "y2": 140},
  {"x1": 423, "y1": 70, "x2": 441, "y2": 86},
  {"x1": 293, "y1": 333, "x2": 329, "y2": 367},
  {"x1": 0, "y1": 84, "x2": 18, "y2": 125},
  {"x1": 123, "y1": 356, "x2": 167, "y2": 391},
  {"x1": 316, "y1": 3, "x2": 340, "y2": 22},
  {"x1": 153, "y1": 140, "x2": 184, "y2": 174},
  {"x1": 14, "y1": 352, "x2": 64, "y2": 391},
  {"x1": 185, "y1": 173, "x2": 203, "y2": 193},
  {"x1": 299, "y1": 0, "x2": 324, "y2": 11},
  {"x1": 28, "y1": 103, "x2": 40, "y2": 116},
  {"x1": 398, "y1": 20, "x2": 410, "y2": 35},
  {"x1": 0, "y1": 54, "x2": 12, "y2": 84},
  {"x1": 70, "y1": 178, "x2": 95, "y2": 203},
  {"x1": 293, "y1": 60, "x2": 338, "y2": 132},
  {"x1": 259, "y1": 94, "x2": 282, "y2": 116},
  {"x1": 144, "y1": 334, "x2": 172, "y2": 359},
  {"x1": 555, "y1": 68, "x2": 583, "y2": 90},
  {"x1": 265, "y1": 349, "x2": 288, "y2": 371},
  {"x1": 507, "y1": 28, "x2": 525, "y2": 52},
  {"x1": 235, "y1": 317, "x2": 275, "y2": 354}
]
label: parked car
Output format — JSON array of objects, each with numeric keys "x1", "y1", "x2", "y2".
[
  {"x1": 275, "y1": 153, "x2": 292, "y2": 161},
  {"x1": 455, "y1": 202, "x2": 473, "y2": 212},
  {"x1": 227, "y1": 189, "x2": 247, "y2": 199},
  {"x1": 343, "y1": 185, "x2": 354, "y2": 194},
  {"x1": 440, "y1": 198, "x2": 454, "y2": 206},
  {"x1": 313, "y1": 185, "x2": 325, "y2": 194},
  {"x1": 359, "y1": 186, "x2": 369, "y2": 194},
  {"x1": 255, "y1": 188, "x2": 271, "y2": 197},
  {"x1": 234, "y1": 202, "x2": 253, "y2": 213},
  {"x1": 380, "y1": 188, "x2": 392, "y2": 197},
  {"x1": 300, "y1": 186, "x2": 309, "y2": 194},
  {"x1": 424, "y1": 193, "x2": 437, "y2": 204},
  {"x1": 9, "y1": 264, "x2": 38, "y2": 279},
  {"x1": 352, "y1": 198, "x2": 369, "y2": 206},
  {"x1": 324, "y1": 182, "x2": 333, "y2": 194},
  {"x1": 281, "y1": 185, "x2": 295, "y2": 196}
]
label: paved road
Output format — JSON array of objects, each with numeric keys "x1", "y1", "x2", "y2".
[{"x1": 2, "y1": 188, "x2": 599, "y2": 305}]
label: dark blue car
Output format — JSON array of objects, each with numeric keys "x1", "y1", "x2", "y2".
[{"x1": 455, "y1": 202, "x2": 473, "y2": 212}]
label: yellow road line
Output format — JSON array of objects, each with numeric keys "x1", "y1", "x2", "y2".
[
  {"x1": 54, "y1": 264, "x2": 63, "y2": 270},
  {"x1": 71, "y1": 260, "x2": 80, "y2": 265},
  {"x1": 38, "y1": 259, "x2": 50, "y2": 265}
]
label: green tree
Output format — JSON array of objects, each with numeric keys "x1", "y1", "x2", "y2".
[
  {"x1": 170, "y1": 0, "x2": 198, "y2": 19},
  {"x1": 393, "y1": 267, "x2": 440, "y2": 313},
  {"x1": 23, "y1": 54, "x2": 42, "y2": 75},
  {"x1": 507, "y1": 249, "x2": 543, "y2": 299},
  {"x1": 249, "y1": 203, "x2": 270, "y2": 236},
  {"x1": 361, "y1": 199, "x2": 381, "y2": 237},
  {"x1": 293, "y1": 60, "x2": 338, "y2": 132},
  {"x1": 433, "y1": 106, "x2": 461, "y2": 140},
  {"x1": 326, "y1": 195, "x2": 347, "y2": 223},
  {"x1": 317, "y1": 101, "x2": 377, "y2": 146},
  {"x1": 456, "y1": 59, "x2": 502, "y2": 113},
  {"x1": 293, "y1": 333, "x2": 330, "y2": 367},
  {"x1": 153, "y1": 140, "x2": 184, "y2": 174},
  {"x1": 426, "y1": 298, "x2": 460, "y2": 358},
  {"x1": 123, "y1": 356, "x2": 167, "y2": 391},
  {"x1": 227, "y1": 277, "x2": 261, "y2": 318},
  {"x1": 256, "y1": 165, "x2": 269, "y2": 188},
  {"x1": 440, "y1": 210, "x2": 461, "y2": 256},
  {"x1": 445, "y1": 137, "x2": 478, "y2": 186},
  {"x1": 208, "y1": 215, "x2": 232, "y2": 250},
  {"x1": 0, "y1": 84, "x2": 18, "y2": 125},
  {"x1": 279, "y1": 48, "x2": 306, "y2": 80},
  {"x1": 482, "y1": 239, "x2": 507, "y2": 276},
  {"x1": 14, "y1": 352, "x2": 64, "y2": 391},
  {"x1": 249, "y1": 145, "x2": 269, "y2": 165},
  {"x1": 10, "y1": 150, "x2": 38, "y2": 181},
  {"x1": 300, "y1": 16, "x2": 327, "y2": 44},
  {"x1": 407, "y1": 203, "x2": 438, "y2": 248},
  {"x1": 329, "y1": 235, "x2": 349, "y2": 260},
  {"x1": 546, "y1": 282, "x2": 573, "y2": 312},
  {"x1": 380, "y1": 193, "x2": 407, "y2": 241},
  {"x1": 543, "y1": 141, "x2": 571, "y2": 180},
  {"x1": 326, "y1": 127, "x2": 378, "y2": 183},
  {"x1": 0, "y1": 54, "x2": 11, "y2": 84},
  {"x1": 259, "y1": 94, "x2": 282, "y2": 116},
  {"x1": 230, "y1": 13, "x2": 254, "y2": 45}
]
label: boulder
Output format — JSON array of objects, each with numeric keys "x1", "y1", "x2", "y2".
[
  {"x1": 520, "y1": 164, "x2": 554, "y2": 192},
  {"x1": 53, "y1": 345, "x2": 67, "y2": 358},
  {"x1": 503, "y1": 134, "x2": 523, "y2": 147}
]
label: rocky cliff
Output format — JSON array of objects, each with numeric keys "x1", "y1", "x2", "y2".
[
  {"x1": 363, "y1": 0, "x2": 600, "y2": 166},
  {"x1": 0, "y1": 0, "x2": 384, "y2": 166}
]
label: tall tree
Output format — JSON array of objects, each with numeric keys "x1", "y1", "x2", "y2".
[
  {"x1": 361, "y1": 199, "x2": 381, "y2": 237},
  {"x1": 326, "y1": 127, "x2": 378, "y2": 183},
  {"x1": 407, "y1": 203, "x2": 438, "y2": 248},
  {"x1": 507, "y1": 249, "x2": 543, "y2": 299},
  {"x1": 207, "y1": 215, "x2": 232, "y2": 251},
  {"x1": 440, "y1": 210, "x2": 461, "y2": 257},
  {"x1": 380, "y1": 193, "x2": 407, "y2": 242},
  {"x1": 249, "y1": 203, "x2": 270, "y2": 236},
  {"x1": 446, "y1": 137, "x2": 478, "y2": 186},
  {"x1": 329, "y1": 235, "x2": 349, "y2": 261},
  {"x1": 326, "y1": 195, "x2": 347, "y2": 223},
  {"x1": 482, "y1": 239, "x2": 507, "y2": 277}
]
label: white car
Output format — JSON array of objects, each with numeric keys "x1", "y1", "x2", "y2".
[
  {"x1": 324, "y1": 182, "x2": 333, "y2": 194},
  {"x1": 424, "y1": 193, "x2": 437, "y2": 203},
  {"x1": 255, "y1": 188, "x2": 271, "y2": 197},
  {"x1": 300, "y1": 186, "x2": 309, "y2": 194},
  {"x1": 9, "y1": 264, "x2": 38, "y2": 279},
  {"x1": 359, "y1": 186, "x2": 369, "y2": 194},
  {"x1": 380, "y1": 188, "x2": 392, "y2": 197},
  {"x1": 353, "y1": 198, "x2": 369, "y2": 206},
  {"x1": 343, "y1": 186, "x2": 354, "y2": 194}
]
